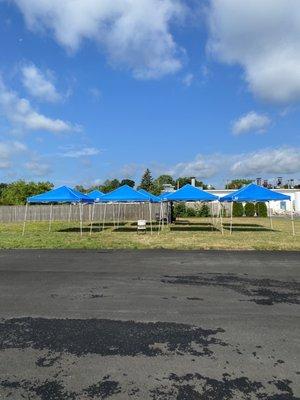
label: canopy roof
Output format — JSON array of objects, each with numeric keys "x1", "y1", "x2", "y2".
[
  {"x1": 99, "y1": 185, "x2": 152, "y2": 202},
  {"x1": 88, "y1": 189, "x2": 104, "y2": 202},
  {"x1": 27, "y1": 186, "x2": 93, "y2": 203},
  {"x1": 220, "y1": 183, "x2": 291, "y2": 202},
  {"x1": 138, "y1": 188, "x2": 161, "y2": 203},
  {"x1": 158, "y1": 191, "x2": 174, "y2": 201},
  {"x1": 165, "y1": 184, "x2": 218, "y2": 202}
]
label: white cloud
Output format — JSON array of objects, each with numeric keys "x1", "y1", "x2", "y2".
[
  {"x1": 25, "y1": 160, "x2": 52, "y2": 176},
  {"x1": 182, "y1": 73, "x2": 194, "y2": 87},
  {"x1": 168, "y1": 154, "x2": 222, "y2": 179},
  {"x1": 0, "y1": 140, "x2": 27, "y2": 169},
  {"x1": 231, "y1": 147, "x2": 300, "y2": 176},
  {"x1": 207, "y1": 0, "x2": 300, "y2": 103},
  {"x1": 0, "y1": 78, "x2": 76, "y2": 133},
  {"x1": 13, "y1": 0, "x2": 185, "y2": 79},
  {"x1": 61, "y1": 147, "x2": 101, "y2": 158},
  {"x1": 232, "y1": 111, "x2": 271, "y2": 135},
  {"x1": 89, "y1": 87, "x2": 101, "y2": 101},
  {"x1": 21, "y1": 64, "x2": 61, "y2": 102}
]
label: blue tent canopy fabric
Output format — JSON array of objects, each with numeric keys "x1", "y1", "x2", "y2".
[
  {"x1": 88, "y1": 189, "x2": 104, "y2": 202},
  {"x1": 99, "y1": 185, "x2": 152, "y2": 203},
  {"x1": 27, "y1": 186, "x2": 93, "y2": 203},
  {"x1": 138, "y1": 189, "x2": 161, "y2": 203},
  {"x1": 220, "y1": 183, "x2": 290, "y2": 202},
  {"x1": 158, "y1": 192, "x2": 173, "y2": 201},
  {"x1": 165, "y1": 184, "x2": 218, "y2": 202}
]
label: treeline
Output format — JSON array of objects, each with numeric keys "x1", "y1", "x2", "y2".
[
  {"x1": 0, "y1": 170, "x2": 209, "y2": 205},
  {"x1": 76, "y1": 169, "x2": 210, "y2": 196},
  {"x1": 0, "y1": 169, "x2": 275, "y2": 206},
  {"x1": 0, "y1": 181, "x2": 53, "y2": 205}
]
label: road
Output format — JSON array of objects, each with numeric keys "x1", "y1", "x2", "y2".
[{"x1": 0, "y1": 250, "x2": 299, "y2": 399}]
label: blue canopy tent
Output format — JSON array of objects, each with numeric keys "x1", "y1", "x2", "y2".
[
  {"x1": 138, "y1": 189, "x2": 160, "y2": 203},
  {"x1": 88, "y1": 189, "x2": 104, "y2": 202},
  {"x1": 220, "y1": 183, "x2": 294, "y2": 235},
  {"x1": 166, "y1": 184, "x2": 218, "y2": 202},
  {"x1": 163, "y1": 184, "x2": 221, "y2": 232},
  {"x1": 89, "y1": 185, "x2": 155, "y2": 234},
  {"x1": 24, "y1": 186, "x2": 93, "y2": 236}
]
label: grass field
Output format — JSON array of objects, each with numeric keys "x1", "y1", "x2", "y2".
[{"x1": 0, "y1": 217, "x2": 299, "y2": 250}]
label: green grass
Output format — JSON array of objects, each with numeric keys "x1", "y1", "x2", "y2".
[{"x1": 0, "y1": 217, "x2": 299, "y2": 250}]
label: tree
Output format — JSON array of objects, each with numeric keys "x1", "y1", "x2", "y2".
[
  {"x1": 100, "y1": 179, "x2": 121, "y2": 193},
  {"x1": 244, "y1": 203, "x2": 255, "y2": 217},
  {"x1": 0, "y1": 180, "x2": 53, "y2": 205},
  {"x1": 232, "y1": 202, "x2": 244, "y2": 217},
  {"x1": 176, "y1": 177, "x2": 207, "y2": 189},
  {"x1": 225, "y1": 179, "x2": 252, "y2": 189},
  {"x1": 74, "y1": 185, "x2": 87, "y2": 193},
  {"x1": 152, "y1": 175, "x2": 175, "y2": 195},
  {"x1": 120, "y1": 179, "x2": 135, "y2": 188},
  {"x1": 0, "y1": 183, "x2": 8, "y2": 198},
  {"x1": 139, "y1": 169, "x2": 153, "y2": 191}
]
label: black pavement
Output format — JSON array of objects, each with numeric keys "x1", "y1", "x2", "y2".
[{"x1": 0, "y1": 250, "x2": 299, "y2": 399}]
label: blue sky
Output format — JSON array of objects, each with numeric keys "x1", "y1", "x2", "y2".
[{"x1": 0, "y1": 0, "x2": 300, "y2": 188}]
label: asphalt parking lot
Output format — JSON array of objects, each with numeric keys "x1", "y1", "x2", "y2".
[{"x1": 0, "y1": 250, "x2": 299, "y2": 399}]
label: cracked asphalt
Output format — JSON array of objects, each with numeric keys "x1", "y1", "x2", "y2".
[{"x1": 0, "y1": 249, "x2": 299, "y2": 399}]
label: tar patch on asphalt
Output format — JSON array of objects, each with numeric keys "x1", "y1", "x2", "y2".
[
  {"x1": 150, "y1": 373, "x2": 298, "y2": 400},
  {"x1": 0, "y1": 317, "x2": 227, "y2": 357},
  {"x1": 161, "y1": 273, "x2": 300, "y2": 305}
]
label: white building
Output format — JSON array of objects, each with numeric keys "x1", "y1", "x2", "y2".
[{"x1": 207, "y1": 188, "x2": 300, "y2": 214}]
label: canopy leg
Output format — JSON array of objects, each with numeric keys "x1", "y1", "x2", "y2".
[
  {"x1": 149, "y1": 202, "x2": 153, "y2": 234},
  {"x1": 117, "y1": 203, "x2": 121, "y2": 229},
  {"x1": 210, "y1": 202, "x2": 214, "y2": 231},
  {"x1": 268, "y1": 201, "x2": 273, "y2": 230},
  {"x1": 90, "y1": 203, "x2": 95, "y2": 236},
  {"x1": 79, "y1": 203, "x2": 83, "y2": 236},
  {"x1": 98, "y1": 203, "x2": 102, "y2": 232},
  {"x1": 219, "y1": 202, "x2": 224, "y2": 235},
  {"x1": 68, "y1": 203, "x2": 72, "y2": 227},
  {"x1": 22, "y1": 203, "x2": 28, "y2": 236},
  {"x1": 102, "y1": 203, "x2": 107, "y2": 231},
  {"x1": 49, "y1": 204, "x2": 53, "y2": 233},
  {"x1": 230, "y1": 202, "x2": 233, "y2": 235},
  {"x1": 290, "y1": 200, "x2": 295, "y2": 236}
]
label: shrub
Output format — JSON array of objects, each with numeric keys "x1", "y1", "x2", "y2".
[
  {"x1": 186, "y1": 207, "x2": 197, "y2": 217},
  {"x1": 174, "y1": 203, "x2": 186, "y2": 217},
  {"x1": 244, "y1": 203, "x2": 255, "y2": 217},
  {"x1": 232, "y1": 202, "x2": 244, "y2": 217},
  {"x1": 196, "y1": 204, "x2": 211, "y2": 217},
  {"x1": 256, "y1": 202, "x2": 268, "y2": 217}
]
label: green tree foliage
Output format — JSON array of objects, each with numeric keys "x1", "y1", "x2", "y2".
[
  {"x1": 256, "y1": 202, "x2": 268, "y2": 217},
  {"x1": 152, "y1": 175, "x2": 175, "y2": 195},
  {"x1": 0, "y1": 183, "x2": 8, "y2": 198},
  {"x1": 100, "y1": 179, "x2": 121, "y2": 193},
  {"x1": 120, "y1": 179, "x2": 135, "y2": 188},
  {"x1": 74, "y1": 185, "x2": 87, "y2": 193},
  {"x1": 176, "y1": 177, "x2": 207, "y2": 189},
  {"x1": 0, "y1": 180, "x2": 53, "y2": 205},
  {"x1": 232, "y1": 202, "x2": 244, "y2": 217},
  {"x1": 244, "y1": 202, "x2": 255, "y2": 217},
  {"x1": 139, "y1": 169, "x2": 153, "y2": 191},
  {"x1": 226, "y1": 179, "x2": 252, "y2": 189}
]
